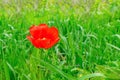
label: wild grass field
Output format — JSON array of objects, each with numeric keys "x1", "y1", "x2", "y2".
[{"x1": 0, "y1": 0, "x2": 120, "y2": 80}]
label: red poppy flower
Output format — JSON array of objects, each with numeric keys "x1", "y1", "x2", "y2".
[{"x1": 27, "y1": 24, "x2": 60, "y2": 49}]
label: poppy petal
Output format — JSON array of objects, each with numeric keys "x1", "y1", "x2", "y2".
[
  {"x1": 32, "y1": 38, "x2": 51, "y2": 48},
  {"x1": 46, "y1": 27, "x2": 59, "y2": 40},
  {"x1": 30, "y1": 24, "x2": 48, "y2": 39},
  {"x1": 48, "y1": 37, "x2": 60, "y2": 48}
]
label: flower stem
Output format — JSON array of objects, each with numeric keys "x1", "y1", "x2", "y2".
[
  {"x1": 36, "y1": 49, "x2": 44, "y2": 80},
  {"x1": 30, "y1": 48, "x2": 44, "y2": 80}
]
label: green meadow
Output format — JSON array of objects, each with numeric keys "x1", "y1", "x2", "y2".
[{"x1": 0, "y1": 0, "x2": 120, "y2": 80}]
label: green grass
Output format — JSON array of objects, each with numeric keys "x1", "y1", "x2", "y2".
[{"x1": 0, "y1": 0, "x2": 120, "y2": 80}]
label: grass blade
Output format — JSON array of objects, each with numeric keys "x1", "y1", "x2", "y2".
[
  {"x1": 3, "y1": 61, "x2": 10, "y2": 80},
  {"x1": 107, "y1": 43, "x2": 120, "y2": 51},
  {"x1": 78, "y1": 73, "x2": 105, "y2": 80}
]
